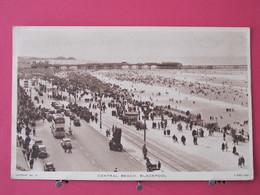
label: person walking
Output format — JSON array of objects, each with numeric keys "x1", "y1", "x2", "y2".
[
  {"x1": 221, "y1": 142, "x2": 225, "y2": 151},
  {"x1": 33, "y1": 128, "x2": 36, "y2": 136},
  {"x1": 158, "y1": 161, "x2": 161, "y2": 170},
  {"x1": 232, "y1": 146, "x2": 237, "y2": 154},
  {"x1": 225, "y1": 141, "x2": 228, "y2": 151},
  {"x1": 29, "y1": 158, "x2": 34, "y2": 169},
  {"x1": 193, "y1": 135, "x2": 198, "y2": 145},
  {"x1": 163, "y1": 129, "x2": 166, "y2": 136},
  {"x1": 241, "y1": 156, "x2": 245, "y2": 167},
  {"x1": 181, "y1": 135, "x2": 186, "y2": 145},
  {"x1": 238, "y1": 156, "x2": 242, "y2": 167}
]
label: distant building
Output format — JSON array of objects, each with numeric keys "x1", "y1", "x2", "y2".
[{"x1": 30, "y1": 61, "x2": 183, "y2": 70}]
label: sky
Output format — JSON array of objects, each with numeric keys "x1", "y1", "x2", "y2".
[{"x1": 14, "y1": 27, "x2": 250, "y2": 65}]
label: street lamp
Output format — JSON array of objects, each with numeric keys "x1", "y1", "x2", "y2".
[
  {"x1": 144, "y1": 117, "x2": 146, "y2": 145},
  {"x1": 100, "y1": 94, "x2": 102, "y2": 131}
]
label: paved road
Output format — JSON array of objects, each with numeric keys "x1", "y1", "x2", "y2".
[{"x1": 24, "y1": 83, "x2": 145, "y2": 172}]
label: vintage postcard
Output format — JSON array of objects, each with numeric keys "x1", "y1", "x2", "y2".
[{"x1": 12, "y1": 26, "x2": 253, "y2": 180}]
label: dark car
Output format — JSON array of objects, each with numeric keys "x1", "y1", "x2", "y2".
[
  {"x1": 37, "y1": 145, "x2": 47, "y2": 158},
  {"x1": 70, "y1": 113, "x2": 77, "y2": 120},
  {"x1": 64, "y1": 109, "x2": 71, "y2": 116},
  {"x1": 73, "y1": 118, "x2": 81, "y2": 126},
  {"x1": 44, "y1": 162, "x2": 55, "y2": 172},
  {"x1": 38, "y1": 91, "x2": 43, "y2": 96}
]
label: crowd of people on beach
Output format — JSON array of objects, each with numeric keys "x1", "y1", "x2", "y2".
[{"x1": 98, "y1": 69, "x2": 248, "y2": 106}]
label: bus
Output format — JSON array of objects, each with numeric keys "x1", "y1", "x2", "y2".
[{"x1": 51, "y1": 113, "x2": 66, "y2": 138}]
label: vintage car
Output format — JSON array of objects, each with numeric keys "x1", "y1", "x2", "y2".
[
  {"x1": 61, "y1": 138, "x2": 72, "y2": 149},
  {"x1": 34, "y1": 140, "x2": 47, "y2": 158},
  {"x1": 46, "y1": 112, "x2": 53, "y2": 122},
  {"x1": 44, "y1": 162, "x2": 55, "y2": 172},
  {"x1": 109, "y1": 139, "x2": 123, "y2": 151},
  {"x1": 109, "y1": 128, "x2": 123, "y2": 152},
  {"x1": 37, "y1": 145, "x2": 47, "y2": 158},
  {"x1": 64, "y1": 109, "x2": 71, "y2": 116},
  {"x1": 70, "y1": 112, "x2": 77, "y2": 120},
  {"x1": 73, "y1": 118, "x2": 81, "y2": 126}
]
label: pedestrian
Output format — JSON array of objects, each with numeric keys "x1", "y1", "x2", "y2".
[
  {"x1": 114, "y1": 168, "x2": 118, "y2": 172},
  {"x1": 33, "y1": 128, "x2": 36, "y2": 136},
  {"x1": 223, "y1": 133, "x2": 226, "y2": 141},
  {"x1": 163, "y1": 129, "x2": 166, "y2": 136},
  {"x1": 238, "y1": 156, "x2": 242, "y2": 167},
  {"x1": 193, "y1": 136, "x2": 198, "y2": 145},
  {"x1": 221, "y1": 142, "x2": 225, "y2": 151},
  {"x1": 241, "y1": 156, "x2": 245, "y2": 167},
  {"x1": 64, "y1": 146, "x2": 67, "y2": 153},
  {"x1": 158, "y1": 161, "x2": 161, "y2": 170},
  {"x1": 232, "y1": 146, "x2": 237, "y2": 154},
  {"x1": 29, "y1": 158, "x2": 34, "y2": 169},
  {"x1": 225, "y1": 141, "x2": 228, "y2": 151},
  {"x1": 172, "y1": 135, "x2": 178, "y2": 143},
  {"x1": 181, "y1": 135, "x2": 186, "y2": 145}
]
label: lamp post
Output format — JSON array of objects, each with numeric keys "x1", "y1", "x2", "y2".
[
  {"x1": 100, "y1": 94, "x2": 102, "y2": 131},
  {"x1": 144, "y1": 117, "x2": 146, "y2": 145}
]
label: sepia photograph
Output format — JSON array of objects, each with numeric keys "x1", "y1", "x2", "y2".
[{"x1": 12, "y1": 26, "x2": 253, "y2": 181}]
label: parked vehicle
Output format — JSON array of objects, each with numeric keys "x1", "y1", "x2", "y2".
[
  {"x1": 44, "y1": 162, "x2": 55, "y2": 171},
  {"x1": 70, "y1": 112, "x2": 77, "y2": 120},
  {"x1": 61, "y1": 138, "x2": 72, "y2": 150},
  {"x1": 64, "y1": 109, "x2": 71, "y2": 116},
  {"x1": 34, "y1": 140, "x2": 47, "y2": 158},
  {"x1": 73, "y1": 118, "x2": 81, "y2": 126},
  {"x1": 109, "y1": 128, "x2": 123, "y2": 151},
  {"x1": 38, "y1": 145, "x2": 47, "y2": 158}
]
